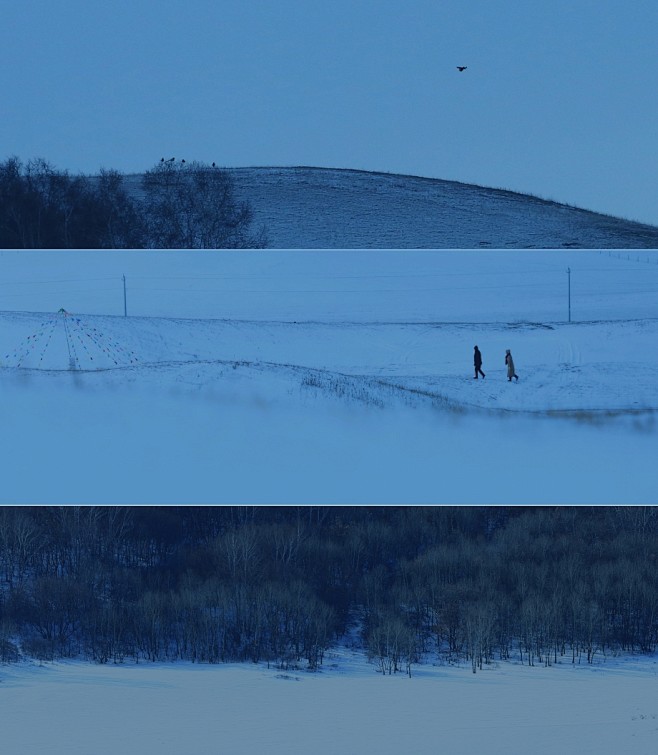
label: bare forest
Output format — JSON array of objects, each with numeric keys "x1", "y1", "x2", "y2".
[
  {"x1": 0, "y1": 158, "x2": 266, "y2": 249},
  {"x1": 0, "y1": 507, "x2": 656, "y2": 675}
]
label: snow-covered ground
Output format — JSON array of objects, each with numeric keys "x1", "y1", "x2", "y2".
[
  {"x1": 1, "y1": 248, "x2": 657, "y2": 504},
  {"x1": 2, "y1": 651, "x2": 657, "y2": 755}
]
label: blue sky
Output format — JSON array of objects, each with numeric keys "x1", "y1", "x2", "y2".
[{"x1": 2, "y1": 1, "x2": 657, "y2": 225}]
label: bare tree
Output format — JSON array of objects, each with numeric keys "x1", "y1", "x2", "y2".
[
  {"x1": 88, "y1": 169, "x2": 146, "y2": 248},
  {"x1": 367, "y1": 612, "x2": 416, "y2": 677},
  {"x1": 141, "y1": 160, "x2": 266, "y2": 248},
  {"x1": 0, "y1": 509, "x2": 44, "y2": 587}
]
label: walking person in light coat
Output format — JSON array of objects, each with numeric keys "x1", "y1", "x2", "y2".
[
  {"x1": 505, "y1": 349, "x2": 519, "y2": 382},
  {"x1": 473, "y1": 345, "x2": 485, "y2": 379}
]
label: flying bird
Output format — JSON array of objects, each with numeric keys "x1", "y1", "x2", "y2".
[{"x1": 456, "y1": 66, "x2": 467, "y2": 72}]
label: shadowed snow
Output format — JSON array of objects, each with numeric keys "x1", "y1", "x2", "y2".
[{"x1": 2, "y1": 653, "x2": 657, "y2": 755}]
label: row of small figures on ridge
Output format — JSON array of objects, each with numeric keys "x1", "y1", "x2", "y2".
[{"x1": 160, "y1": 158, "x2": 218, "y2": 168}]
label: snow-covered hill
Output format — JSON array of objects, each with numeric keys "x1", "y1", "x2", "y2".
[
  {"x1": 1, "y1": 249, "x2": 656, "y2": 504},
  {"x1": 137, "y1": 166, "x2": 658, "y2": 248}
]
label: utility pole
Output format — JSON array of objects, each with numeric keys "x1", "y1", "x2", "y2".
[
  {"x1": 123, "y1": 274, "x2": 127, "y2": 317},
  {"x1": 567, "y1": 267, "x2": 571, "y2": 323}
]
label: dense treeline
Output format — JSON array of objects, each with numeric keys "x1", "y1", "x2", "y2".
[
  {"x1": 0, "y1": 507, "x2": 656, "y2": 674},
  {"x1": 0, "y1": 157, "x2": 266, "y2": 249}
]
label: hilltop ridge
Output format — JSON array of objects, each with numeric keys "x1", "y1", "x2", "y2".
[{"x1": 119, "y1": 166, "x2": 658, "y2": 249}]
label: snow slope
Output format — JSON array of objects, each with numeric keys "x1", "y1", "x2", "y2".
[
  {"x1": 2, "y1": 653, "x2": 657, "y2": 755},
  {"x1": 0, "y1": 249, "x2": 656, "y2": 504},
  {"x1": 226, "y1": 167, "x2": 658, "y2": 248},
  {"x1": 121, "y1": 167, "x2": 658, "y2": 248}
]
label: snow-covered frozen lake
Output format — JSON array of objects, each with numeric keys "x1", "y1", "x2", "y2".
[
  {"x1": 1, "y1": 249, "x2": 657, "y2": 503},
  {"x1": 2, "y1": 652, "x2": 657, "y2": 755}
]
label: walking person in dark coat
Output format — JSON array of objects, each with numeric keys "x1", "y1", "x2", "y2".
[
  {"x1": 505, "y1": 349, "x2": 519, "y2": 381},
  {"x1": 473, "y1": 345, "x2": 485, "y2": 379}
]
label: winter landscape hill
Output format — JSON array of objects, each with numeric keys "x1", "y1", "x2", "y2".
[
  {"x1": 123, "y1": 166, "x2": 658, "y2": 249},
  {"x1": 1, "y1": 244, "x2": 658, "y2": 753}
]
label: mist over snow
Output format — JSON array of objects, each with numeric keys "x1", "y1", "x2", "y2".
[{"x1": 0, "y1": 248, "x2": 656, "y2": 504}]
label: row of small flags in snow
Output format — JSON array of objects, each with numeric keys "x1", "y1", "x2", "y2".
[
  {"x1": 5, "y1": 318, "x2": 58, "y2": 366},
  {"x1": 4, "y1": 311, "x2": 140, "y2": 370},
  {"x1": 69, "y1": 318, "x2": 140, "y2": 366}
]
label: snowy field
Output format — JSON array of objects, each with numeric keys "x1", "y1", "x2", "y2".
[
  {"x1": 1, "y1": 248, "x2": 657, "y2": 504},
  {"x1": 2, "y1": 652, "x2": 657, "y2": 755}
]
